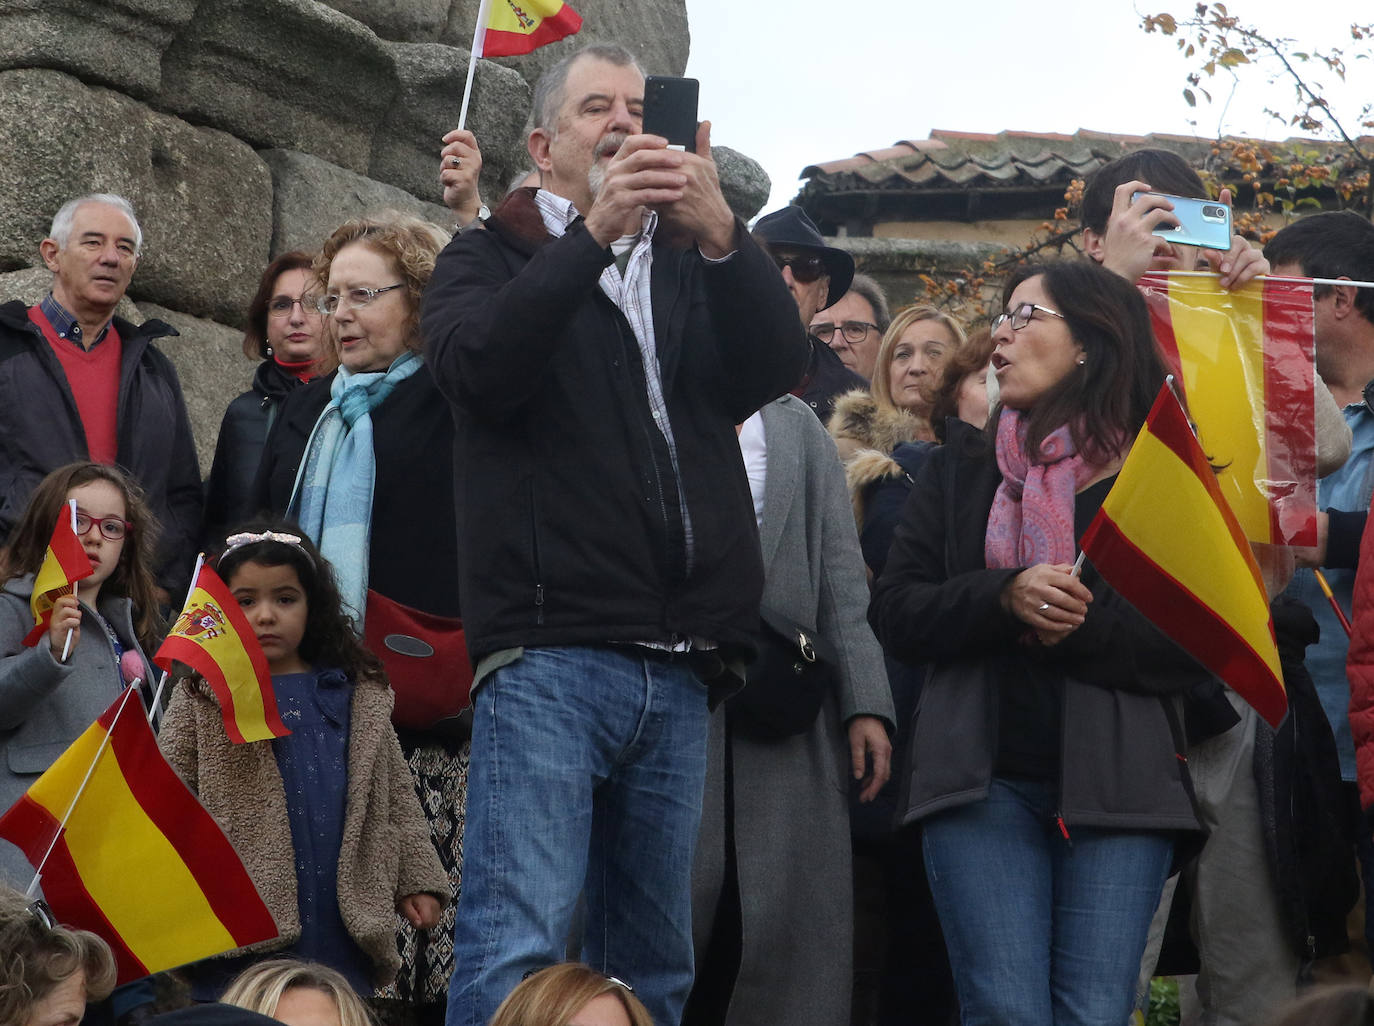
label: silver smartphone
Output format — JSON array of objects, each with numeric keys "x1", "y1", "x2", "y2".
[{"x1": 1131, "y1": 191, "x2": 1233, "y2": 251}]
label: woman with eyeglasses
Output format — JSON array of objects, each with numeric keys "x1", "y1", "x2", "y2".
[
  {"x1": 0, "y1": 886, "x2": 117, "y2": 1026},
  {"x1": 203, "y1": 252, "x2": 331, "y2": 547},
  {"x1": 869, "y1": 259, "x2": 1209, "y2": 1026},
  {"x1": 251, "y1": 213, "x2": 466, "y2": 1018}
]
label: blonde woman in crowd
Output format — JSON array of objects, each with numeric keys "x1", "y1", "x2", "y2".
[{"x1": 222, "y1": 959, "x2": 375, "y2": 1026}]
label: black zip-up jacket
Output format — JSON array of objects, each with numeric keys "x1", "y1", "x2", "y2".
[
  {"x1": 869, "y1": 418, "x2": 1207, "y2": 834},
  {"x1": 202, "y1": 358, "x2": 307, "y2": 548},
  {"x1": 0, "y1": 300, "x2": 202, "y2": 595},
  {"x1": 421, "y1": 189, "x2": 808, "y2": 665}
]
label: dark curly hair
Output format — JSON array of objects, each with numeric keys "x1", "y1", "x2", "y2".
[
  {"x1": 0, "y1": 462, "x2": 163, "y2": 652},
  {"x1": 209, "y1": 519, "x2": 383, "y2": 684}
]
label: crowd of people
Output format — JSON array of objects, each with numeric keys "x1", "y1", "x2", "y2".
[{"x1": 5, "y1": 35, "x2": 1374, "y2": 1026}]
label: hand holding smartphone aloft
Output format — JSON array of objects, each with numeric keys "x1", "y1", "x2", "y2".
[
  {"x1": 1131, "y1": 191, "x2": 1233, "y2": 251},
  {"x1": 643, "y1": 75, "x2": 699, "y2": 153}
]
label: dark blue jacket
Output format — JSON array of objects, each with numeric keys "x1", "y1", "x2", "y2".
[{"x1": 0, "y1": 300, "x2": 202, "y2": 594}]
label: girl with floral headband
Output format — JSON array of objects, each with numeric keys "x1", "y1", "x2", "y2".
[{"x1": 158, "y1": 521, "x2": 448, "y2": 1000}]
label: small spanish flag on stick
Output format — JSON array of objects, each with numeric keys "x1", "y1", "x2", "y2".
[
  {"x1": 0, "y1": 688, "x2": 278, "y2": 983},
  {"x1": 481, "y1": 0, "x2": 582, "y2": 57},
  {"x1": 458, "y1": 0, "x2": 583, "y2": 127},
  {"x1": 1080, "y1": 382, "x2": 1287, "y2": 727},
  {"x1": 23, "y1": 500, "x2": 93, "y2": 648},
  {"x1": 154, "y1": 562, "x2": 287, "y2": 744}
]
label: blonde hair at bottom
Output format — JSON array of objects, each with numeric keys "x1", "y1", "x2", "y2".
[{"x1": 220, "y1": 958, "x2": 375, "y2": 1026}]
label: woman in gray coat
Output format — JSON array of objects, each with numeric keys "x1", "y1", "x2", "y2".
[{"x1": 686, "y1": 393, "x2": 896, "y2": 1026}]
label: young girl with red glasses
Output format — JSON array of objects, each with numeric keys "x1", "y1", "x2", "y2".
[{"x1": 0, "y1": 461, "x2": 161, "y2": 891}]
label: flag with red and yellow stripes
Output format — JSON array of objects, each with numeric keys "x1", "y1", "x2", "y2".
[
  {"x1": 154, "y1": 564, "x2": 286, "y2": 744},
  {"x1": 1081, "y1": 384, "x2": 1287, "y2": 727},
  {"x1": 0, "y1": 690, "x2": 277, "y2": 983},
  {"x1": 22, "y1": 507, "x2": 93, "y2": 647},
  {"x1": 1138, "y1": 271, "x2": 1317, "y2": 547},
  {"x1": 479, "y1": 0, "x2": 582, "y2": 57}
]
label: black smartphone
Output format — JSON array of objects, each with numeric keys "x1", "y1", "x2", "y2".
[{"x1": 642, "y1": 75, "x2": 699, "y2": 153}]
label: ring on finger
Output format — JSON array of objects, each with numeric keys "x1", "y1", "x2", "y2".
[
  {"x1": 448, "y1": 156, "x2": 462, "y2": 169},
  {"x1": 1037, "y1": 602, "x2": 1050, "y2": 612}
]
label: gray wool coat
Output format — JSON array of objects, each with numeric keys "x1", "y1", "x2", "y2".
[
  {"x1": 0, "y1": 574, "x2": 154, "y2": 892},
  {"x1": 691, "y1": 395, "x2": 896, "y2": 1026}
]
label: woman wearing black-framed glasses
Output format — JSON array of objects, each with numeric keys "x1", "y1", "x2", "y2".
[{"x1": 870, "y1": 259, "x2": 1208, "y2": 1026}]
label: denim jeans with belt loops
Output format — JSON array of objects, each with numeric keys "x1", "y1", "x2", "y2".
[
  {"x1": 445, "y1": 645, "x2": 710, "y2": 1026},
  {"x1": 921, "y1": 776, "x2": 1174, "y2": 1026}
]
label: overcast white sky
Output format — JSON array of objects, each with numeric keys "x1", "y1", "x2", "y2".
[{"x1": 683, "y1": 0, "x2": 1374, "y2": 215}]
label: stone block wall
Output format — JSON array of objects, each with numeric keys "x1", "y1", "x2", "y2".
[{"x1": 0, "y1": 0, "x2": 771, "y2": 481}]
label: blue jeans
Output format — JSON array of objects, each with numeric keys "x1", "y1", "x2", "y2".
[
  {"x1": 922, "y1": 777, "x2": 1173, "y2": 1026},
  {"x1": 445, "y1": 645, "x2": 709, "y2": 1026}
]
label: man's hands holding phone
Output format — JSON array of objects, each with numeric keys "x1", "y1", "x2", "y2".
[{"x1": 582, "y1": 121, "x2": 736, "y2": 258}]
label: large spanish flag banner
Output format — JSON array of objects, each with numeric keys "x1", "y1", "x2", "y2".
[
  {"x1": 154, "y1": 564, "x2": 287, "y2": 745},
  {"x1": 480, "y1": 0, "x2": 582, "y2": 57},
  {"x1": 22, "y1": 506, "x2": 93, "y2": 647},
  {"x1": 1081, "y1": 385, "x2": 1287, "y2": 727},
  {"x1": 1137, "y1": 272, "x2": 1316, "y2": 548},
  {"x1": 0, "y1": 690, "x2": 277, "y2": 984}
]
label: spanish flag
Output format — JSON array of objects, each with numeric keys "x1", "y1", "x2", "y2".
[
  {"x1": 1080, "y1": 385, "x2": 1287, "y2": 727},
  {"x1": 1138, "y1": 272, "x2": 1317, "y2": 547},
  {"x1": 479, "y1": 0, "x2": 582, "y2": 58},
  {"x1": 0, "y1": 690, "x2": 278, "y2": 983},
  {"x1": 22, "y1": 505, "x2": 93, "y2": 647},
  {"x1": 154, "y1": 564, "x2": 287, "y2": 744}
]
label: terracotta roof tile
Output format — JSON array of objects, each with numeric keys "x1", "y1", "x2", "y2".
[{"x1": 798, "y1": 128, "x2": 1344, "y2": 194}]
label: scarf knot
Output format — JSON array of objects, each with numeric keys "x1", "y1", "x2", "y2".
[
  {"x1": 984, "y1": 410, "x2": 1107, "y2": 569},
  {"x1": 288, "y1": 352, "x2": 422, "y2": 624}
]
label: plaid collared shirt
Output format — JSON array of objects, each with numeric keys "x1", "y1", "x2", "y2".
[{"x1": 39, "y1": 293, "x2": 112, "y2": 348}]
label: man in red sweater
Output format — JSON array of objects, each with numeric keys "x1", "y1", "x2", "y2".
[{"x1": 0, "y1": 193, "x2": 202, "y2": 600}]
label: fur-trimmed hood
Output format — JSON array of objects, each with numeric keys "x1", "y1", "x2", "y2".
[{"x1": 828, "y1": 389, "x2": 933, "y2": 463}]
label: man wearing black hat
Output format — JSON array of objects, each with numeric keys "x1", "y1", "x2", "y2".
[{"x1": 752, "y1": 205, "x2": 867, "y2": 421}]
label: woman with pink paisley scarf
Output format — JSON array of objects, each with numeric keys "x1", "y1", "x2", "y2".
[{"x1": 869, "y1": 259, "x2": 1210, "y2": 1026}]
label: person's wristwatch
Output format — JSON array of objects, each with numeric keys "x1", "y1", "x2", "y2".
[{"x1": 457, "y1": 204, "x2": 491, "y2": 234}]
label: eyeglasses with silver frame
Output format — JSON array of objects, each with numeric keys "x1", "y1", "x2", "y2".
[{"x1": 315, "y1": 283, "x2": 406, "y2": 315}]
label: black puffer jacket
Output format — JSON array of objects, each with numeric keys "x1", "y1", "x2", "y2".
[
  {"x1": 202, "y1": 359, "x2": 309, "y2": 547},
  {"x1": 420, "y1": 188, "x2": 808, "y2": 666},
  {"x1": 869, "y1": 418, "x2": 1208, "y2": 833},
  {"x1": 0, "y1": 300, "x2": 202, "y2": 594}
]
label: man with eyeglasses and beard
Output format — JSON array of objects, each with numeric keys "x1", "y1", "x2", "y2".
[
  {"x1": 421, "y1": 42, "x2": 807, "y2": 1026},
  {"x1": 752, "y1": 205, "x2": 866, "y2": 422}
]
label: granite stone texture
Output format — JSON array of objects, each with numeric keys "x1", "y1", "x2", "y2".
[
  {"x1": 262, "y1": 149, "x2": 454, "y2": 257},
  {"x1": 0, "y1": 68, "x2": 272, "y2": 327},
  {"x1": 0, "y1": 0, "x2": 197, "y2": 98}
]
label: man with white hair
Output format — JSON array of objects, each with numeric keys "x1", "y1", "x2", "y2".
[{"x1": 0, "y1": 193, "x2": 201, "y2": 598}]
